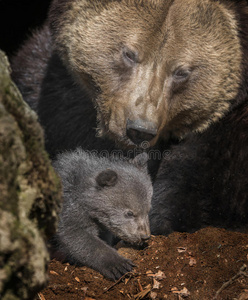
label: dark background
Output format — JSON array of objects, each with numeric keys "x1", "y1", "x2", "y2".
[{"x1": 0, "y1": 0, "x2": 52, "y2": 57}]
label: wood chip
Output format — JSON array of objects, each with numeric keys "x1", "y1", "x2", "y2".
[
  {"x1": 49, "y1": 270, "x2": 59, "y2": 276},
  {"x1": 137, "y1": 278, "x2": 143, "y2": 292},
  {"x1": 150, "y1": 291, "x2": 157, "y2": 299},
  {"x1": 171, "y1": 287, "x2": 190, "y2": 297},
  {"x1": 146, "y1": 270, "x2": 166, "y2": 280},
  {"x1": 81, "y1": 287, "x2": 88, "y2": 293},
  {"x1": 75, "y1": 276, "x2": 80, "y2": 282},
  {"x1": 177, "y1": 247, "x2": 187, "y2": 253},
  {"x1": 134, "y1": 284, "x2": 152, "y2": 299},
  {"x1": 37, "y1": 293, "x2": 46, "y2": 300},
  {"x1": 238, "y1": 292, "x2": 248, "y2": 300},
  {"x1": 146, "y1": 270, "x2": 153, "y2": 276},
  {"x1": 154, "y1": 270, "x2": 166, "y2": 280},
  {"x1": 153, "y1": 278, "x2": 161, "y2": 289},
  {"x1": 189, "y1": 258, "x2": 197, "y2": 266}
]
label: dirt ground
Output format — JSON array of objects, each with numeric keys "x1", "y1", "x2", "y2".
[{"x1": 37, "y1": 227, "x2": 248, "y2": 300}]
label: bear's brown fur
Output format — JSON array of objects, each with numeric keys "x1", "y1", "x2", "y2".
[{"x1": 48, "y1": 0, "x2": 242, "y2": 148}]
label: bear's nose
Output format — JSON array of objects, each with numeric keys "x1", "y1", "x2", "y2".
[{"x1": 126, "y1": 119, "x2": 157, "y2": 145}]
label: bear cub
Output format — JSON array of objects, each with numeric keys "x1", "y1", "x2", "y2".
[{"x1": 50, "y1": 149, "x2": 152, "y2": 280}]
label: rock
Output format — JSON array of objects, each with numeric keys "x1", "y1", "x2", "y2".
[{"x1": 0, "y1": 50, "x2": 61, "y2": 300}]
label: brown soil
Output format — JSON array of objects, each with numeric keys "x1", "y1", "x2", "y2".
[{"x1": 37, "y1": 227, "x2": 248, "y2": 300}]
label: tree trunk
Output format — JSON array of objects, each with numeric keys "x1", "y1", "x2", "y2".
[{"x1": 0, "y1": 50, "x2": 61, "y2": 300}]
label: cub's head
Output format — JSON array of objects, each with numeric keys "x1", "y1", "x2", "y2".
[
  {"x1": 89, "y1": 153, "x2": 152, "y2": 245},
  {"x1": 49, "y1": 0, "x2": 246, "y2": 147},
  {"x1": 53, "y1": 149, "x2": 152, "y2": 244}
]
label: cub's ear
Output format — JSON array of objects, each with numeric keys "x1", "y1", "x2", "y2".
[
  {"x1": 96, "y1": 169, "x2": 118, "y2": 187},
  {"x1": 131, "y1": 152, "x2": 149, "y2": 170}
]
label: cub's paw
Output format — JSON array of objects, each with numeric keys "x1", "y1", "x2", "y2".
[{"x1": 99, "y1": 253, "x2": 135, "y2": 281}]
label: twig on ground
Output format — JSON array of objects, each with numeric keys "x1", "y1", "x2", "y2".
[
  {"x1": 213, "y1": 264, "x2": 247, "y2": 299},
  {"x1": 103, "y1": 272, "x2": 136, "y2": 293},
  {"x1": 137, "y1": 278, "x2": 143, "y2": 292}
]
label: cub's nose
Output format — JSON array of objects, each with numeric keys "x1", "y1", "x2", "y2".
[
  {"x1": 140, "y1": 234, "x2": 151, "y2": 242},
  {"x1": 126, "y1": 119, "x2": 157, "y2": 145}
]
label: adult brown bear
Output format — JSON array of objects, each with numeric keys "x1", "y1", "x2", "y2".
[{"x1": 11, "y1": 0, "x2": 248, "y2": 234}]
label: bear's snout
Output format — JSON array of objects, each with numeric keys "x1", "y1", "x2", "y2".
[{"x1": 126, "y1": 119, "x2": 157, "y2": 145}]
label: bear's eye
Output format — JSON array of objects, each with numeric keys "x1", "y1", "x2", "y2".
[
  {"x1": 122, "y1": 47, "x2": 138, "y2": 65},
  {"x1": 173, "y1": 68, "x2": 191, "y2": 83},
  {"x1": 125, "y1": 210, "x2": 134, "y2": 218}
]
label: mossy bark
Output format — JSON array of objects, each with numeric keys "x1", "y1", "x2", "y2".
[{"x1": 0, "y1": 50, "x2": 61, "y2": 300}]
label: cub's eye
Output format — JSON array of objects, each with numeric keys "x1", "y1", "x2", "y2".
[
  {"x1": 122, "y1": 47, "x2": 138, "y2": 65},
  {"x1": 125, "y1": 210, "x2": 134, "y2": 218},
  {"x1": 173, "y1": 68, "x2": 191, "y2": 83}
]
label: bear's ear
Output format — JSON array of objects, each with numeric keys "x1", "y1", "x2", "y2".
[
  {"x1": 96, "y1": 169, "x2": 118, "y2": 187},
  {"x1": 131, "y1": 152, "x2": 149, "y2": 171}
]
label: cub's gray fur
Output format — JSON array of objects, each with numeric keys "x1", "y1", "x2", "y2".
[{"x1": 51, "y1": 149, "x2": 152, "y2": 280}]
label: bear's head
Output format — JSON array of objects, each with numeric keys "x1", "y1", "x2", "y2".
[{"x1": 49, "y1": 0, "x2": 247, "y2": 148}]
